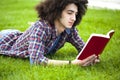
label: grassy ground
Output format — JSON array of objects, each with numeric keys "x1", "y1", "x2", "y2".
[{"x1": 0, "y1": 0, "x2": 120, "y2": 80}]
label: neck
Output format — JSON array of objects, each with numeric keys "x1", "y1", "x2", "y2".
[{"x1": 54, "y1": 20, "x2": 65, "y2": 35}]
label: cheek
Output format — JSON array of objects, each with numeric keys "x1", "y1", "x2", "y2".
[
  {"x1": 60, "y1": 14, "x2": 70, "y2": 25},
  {"x1": 62, "y1": 16, "x2": 69, "y2": 23},
  {"x1": 61, "y1": 18, "x2": 68, "y2": 26},
  {"x1": 60, "y1": 17, "x2": 67, "y2": 23}
]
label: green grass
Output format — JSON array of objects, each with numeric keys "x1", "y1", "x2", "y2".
[{"x1": 0, "y1": 0, "x2": 120, "y2": 80}]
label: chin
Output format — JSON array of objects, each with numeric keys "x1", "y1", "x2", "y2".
[{"x1": 67, "y1": 26, "x2": 72, "y2": 29}]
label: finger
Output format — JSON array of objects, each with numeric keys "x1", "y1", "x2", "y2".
[
  {"x1": 83, "y1": 54, "x2": 97, "y2": 63},
  {"x1": 82, "y1": 54, "x2": 97, "y2": 66},
  {"x1": 95, "y1": 59, "x2": 100, "y2": 63},
  {"x1": 82, "y1": 60, "x2": 92, "y2": 66},
  {"x1": 96, "y1": 55, "x2": 100, "y2": 59}
]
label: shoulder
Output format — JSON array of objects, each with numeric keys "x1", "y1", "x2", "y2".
[
  {"x1": 33, "y1": 20, "x2": 52, "y2": 31},
  {"x1": 29, "y1": 20, "x2": 53, "y2": 36}
]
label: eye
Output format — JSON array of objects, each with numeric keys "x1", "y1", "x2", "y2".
[{"x1": 67, "y1": 12, "x2": 72, "y2": 15}]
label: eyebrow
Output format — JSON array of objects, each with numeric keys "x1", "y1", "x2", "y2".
[{"x1": 68, "y1": 10, "x2": 78, "y2": 13}]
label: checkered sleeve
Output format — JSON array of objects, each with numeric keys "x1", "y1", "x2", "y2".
[
  {"x1": 28, "y1": 25, "x2": 48, "y2": 65},
  {"x1": 67, "y1": 28, "x2": 85, "y2": 53}
]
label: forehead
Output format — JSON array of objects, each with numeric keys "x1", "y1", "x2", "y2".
[{"x1": 64, "y1": 3, "x2": 78, "y2": 12}]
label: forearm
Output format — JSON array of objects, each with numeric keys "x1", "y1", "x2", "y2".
[
  {"x1": 47, "y1": 59, "x2": 83, "y2": 66},
  {"x1": 48, "y1": 59, "x2": 70, "y2": 65},
  {"x1": 47, "y1": 54, "x2": 99, "y2": 66}
]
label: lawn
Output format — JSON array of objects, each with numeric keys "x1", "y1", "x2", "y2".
[{"x1": 0, "y1": 0, "x2": 120, "y2": 80}]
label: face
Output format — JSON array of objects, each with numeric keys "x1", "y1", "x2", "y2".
[{"x1": 59, "y1": 3, "x2": 78, "y2": 29}]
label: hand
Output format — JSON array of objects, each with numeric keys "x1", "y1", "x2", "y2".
[
  {"x1": 94, "y1": 55, "x2": 100, "y2": 63},
  {"x1": 72, "y1": 54, "x2": 98, "y2": 66}
]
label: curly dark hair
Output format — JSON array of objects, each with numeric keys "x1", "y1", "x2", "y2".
[{"x1": 35, "y1": 0, "x2": 88, "y2": 27}]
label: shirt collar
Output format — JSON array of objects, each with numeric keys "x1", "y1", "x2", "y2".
[{"x1": 65, "y1": 28, "x2": 71, "y2": 35}]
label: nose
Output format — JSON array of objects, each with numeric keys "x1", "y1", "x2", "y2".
[{"x1": 71, "y1": 14, "x2": 76, "y2": 21}]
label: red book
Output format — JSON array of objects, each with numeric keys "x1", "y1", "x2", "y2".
[{"x1": 76, "y1": 30, "x2": 115, "y2": 60}]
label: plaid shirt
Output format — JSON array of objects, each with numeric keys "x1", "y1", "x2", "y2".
[{"x1": 0, "y1": 20, "x2": 85, "y2": 65}]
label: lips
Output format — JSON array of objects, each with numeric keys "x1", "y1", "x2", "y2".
[{"x1": 68, "y1": 22, "x2": 74, "y2": 26}]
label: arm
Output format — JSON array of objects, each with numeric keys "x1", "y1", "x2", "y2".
[
  {"x1": 28, "y1": 24, "x2": 98, "y2": 66},
  {"x1": 48, "y1": 54, "x2": 97, "y2": 66},
  {"x1": 28, "y1": 24, "x2": 48, "y2": 65},
  {"x1": 66, "y1": 28, "x2": 85, "y2": 53},
  {"x1": 28, "y1": 27, "x2": 98, "y2": 66},
  {"x1": 65, "y1": 28, "x2": 100, "y2": 65}
]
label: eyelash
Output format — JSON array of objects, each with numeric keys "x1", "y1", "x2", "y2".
[
  {"x1": 68, "y1": 12, "x2": 78, "y2": 16},
  {"x1": 68, "y1": 12, "x2": 72, "y2": 15}
]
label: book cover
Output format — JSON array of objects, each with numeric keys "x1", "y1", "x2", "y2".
[{"x1": 76, "y1": 30, "x2": 115, "y2": 60}]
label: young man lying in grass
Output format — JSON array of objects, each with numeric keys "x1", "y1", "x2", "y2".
[{"x1": 0, "y1": 0, "x2": 100, "y2": 66}]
